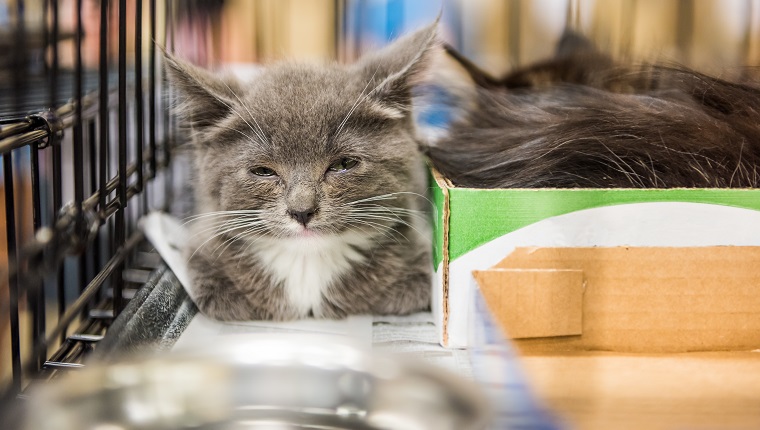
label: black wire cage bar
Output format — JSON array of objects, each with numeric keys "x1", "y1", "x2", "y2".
[{"x1": 0, "y1": 0, "x2": 201, "y2": 408}]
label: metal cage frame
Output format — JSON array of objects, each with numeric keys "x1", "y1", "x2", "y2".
[{"x1": 0, "y1": 0, "x2": 215, "y2": 409}]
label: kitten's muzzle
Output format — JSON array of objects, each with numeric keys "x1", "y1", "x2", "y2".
[{"x1": 288, "y1": 208, "x2": 316, "y2": 226}]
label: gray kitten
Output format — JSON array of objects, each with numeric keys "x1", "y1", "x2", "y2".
[{"x1": 165, "y1": 24, "x2": 438, "y2": 321}]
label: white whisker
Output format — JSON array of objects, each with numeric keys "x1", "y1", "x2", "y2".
[
  {"x1": 343, "y1": 218, "x2": 400, "y2": 244},
  {"x1": 221, "y1": 80, "x2": 270, "y2": 146},
  {"x1": 189, "y1": 219, "x2": 265, "y2": 237},
  {"x1": 348, "y1": 213, "x2": 424, "y2": 238},
  {"x1": 335, "y1": 65, "x2": 383, "y2": 138},
  {"x1": 188, "y1": 208, "x2": 269, "y2": 260},
  {"x1": 213, "y1": 225, "x2": 269, "y2": 262},
  {"x1": 345, "y1": 191, "x2": 433, "y2": 207},
  {"x1": 215, "y1": 124, "x2": 263, "y2": 147},
  {"x1": 182, "y1": 210, "x2": 265, "y2": 223}
]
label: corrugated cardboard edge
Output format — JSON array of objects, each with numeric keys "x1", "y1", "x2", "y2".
[
  {"x1": 497, "y1": 246, "x2": 760, "y2": 353},
  {"x1": 431, "y1": 168, "x2": 454, "y2": 346},
  {"x1": 472, "y1": 268, "x2": 585, "y2": 339}
]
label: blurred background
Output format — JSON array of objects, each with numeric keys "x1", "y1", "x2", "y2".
[
  {"x1": 4, "y1": 0, "x2": 757, "y2": 74},
  {"x1": 169, "y1": 0, "x2": 760, "y2": 73},
  {"x1": 1, "y1": 0, "x2": 760, "y2": 391},
  {"x1": 212, "y1": 0, "x2": 760, "y2": 74}
]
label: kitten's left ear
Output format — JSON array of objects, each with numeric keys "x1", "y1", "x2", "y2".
[
  {"x1": 355, "y1": 20, "x2": 441, "y2": 117},
  {"x1": 163, "y1": 52, "x2": 242, "y2": 130}
]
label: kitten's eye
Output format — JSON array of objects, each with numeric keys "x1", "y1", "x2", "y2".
[
  {"x1": 328, "y1": 158, "x2": 359, "y2": 173},
  {"x1": 251, "y1": 166, "x2": 277, "y2": 177}
]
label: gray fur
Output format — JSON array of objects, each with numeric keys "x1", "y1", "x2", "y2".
[
  {"x1": 428, "y1": 37, "x2": 760, "y2": 189},
  {"x1": 165, "y1": 24, "x2": 439, "y2": 321}
]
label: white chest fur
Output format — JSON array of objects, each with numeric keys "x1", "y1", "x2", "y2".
[{"x1": 254, "y1": 233, "x2": 371, "y2": 315}]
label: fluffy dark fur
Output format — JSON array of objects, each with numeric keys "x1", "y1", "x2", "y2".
[
  {"x1": 166, "y1": 25, "x2": 439, "y2": 321},
  {"x1": 428, "y1": 34, "x2": 760, "y2": 188}
]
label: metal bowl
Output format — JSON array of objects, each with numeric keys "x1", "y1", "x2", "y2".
[{"x1": 26, "y1": 334, "x2": 492, "y2": 430}]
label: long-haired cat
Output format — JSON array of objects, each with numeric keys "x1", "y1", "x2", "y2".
[
  {"x1": 165, "y1": 24, "x2": 439, "y2": 321},
  {"x1": 427, "y1": 33, "x2": 760, "y2": 188}
]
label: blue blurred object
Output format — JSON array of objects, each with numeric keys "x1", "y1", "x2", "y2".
[
  {"x1": 343, "y1": 0, "x2": 460, "y2": 53},
  {"x1": 340, "y1": 1, "x2": 463, "y2": 132},
  {"x1": 469, "y1": 288, "x2": 566, "y2": 430}
]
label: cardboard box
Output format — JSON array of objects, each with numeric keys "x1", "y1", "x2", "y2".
[
  {"x1": 430, "y1": 169, "x2": 760, "y2": 348},
  {"x1": 474, "y1": 246, "x2": 760, "y2": 353},
  {"x1": 431, "y1": 169, "x2": 760, "y2": 428},
  {"x1": 471, "y1": 247, "x2": 760, "y2": 429}
]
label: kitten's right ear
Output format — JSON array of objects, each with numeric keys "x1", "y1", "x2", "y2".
[
  {"x1": 163, "y1": 52, "x2": 241, "y2": 129},
  {"x1": 354, "y1": 20, "x2": 441, "y2": 118}
]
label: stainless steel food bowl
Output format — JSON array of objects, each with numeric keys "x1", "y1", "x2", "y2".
[{"x1": 26, "y1": 334, "x2": 491, "y2": 430}]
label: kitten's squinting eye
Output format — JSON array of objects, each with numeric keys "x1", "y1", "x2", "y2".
[
  {"x1": 250, "y1": 166, "x2": 277, "y2": 177},
  {"x1": 328, "y1": 158, "x2": 359, "y2": 173}
]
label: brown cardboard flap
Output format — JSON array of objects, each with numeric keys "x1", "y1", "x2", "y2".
[
  {"x1": 473, "y1": 269, "x2": 584, "y2": 339},
  {"x1": 487, "y1": 246, "x2": 760, "y2": 353},
  {"x1": 521, "y1": 351, "x2": 760, "y2": 430}
]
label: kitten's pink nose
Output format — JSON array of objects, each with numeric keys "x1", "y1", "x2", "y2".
[{"x1": 288, "y1": 209, "x2": 315, "y2": 226}]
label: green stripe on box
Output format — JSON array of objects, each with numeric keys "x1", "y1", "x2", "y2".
[{"x1": 441, "y1": 187, "x2": 760, "y2": 264}]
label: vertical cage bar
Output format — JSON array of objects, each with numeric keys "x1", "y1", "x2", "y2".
[
  {"x1": 42, "y1": 0, "x2": 48, "y2": 72},
  {"x1": 49, "y1": 0, "x2": 59, "y2": 105},
  {"x1": 149, "y1": 0, "x2": 157, "y2": 177},
  {"x1": 135, "y1": 0, "x2": 144, "y2": 192},
  {"x1": 74, "y1": 0, "x2": 85, "y2": 208},
  {"x1": 49, "y1": 0, "x2": 66, "y2": 343},
  {"x1": 74, "y1": 0, "x2": 86, "y2": 318},
  {"x1": 164, "y1": 0, "x2": 173, "y2": 165},
  {"x1": 98, "y1": 0, "x2": 110, "y2": 310},
  {"x1": 88, "y1": 121, "x2": 101, "y2": 302},
  {"x1": 46, "y1": 0, "x2": 59, "y2": 106},
  {"x1": 118, "y1": 0, "x2": 128, "y2": 208},
  {"x1": 8, "y1": 0, "x2": 24, "y2": 389},
  {"x1": 114, "y1": 0, "x2": 129, "y2": 314},
  {"x1": 4, "y1": 0, "x2": 24, "y2": 385},
  {"x1": 4, "y1": 154, "x2": 21, "y2": 393},
  {"x1": 113, "y1": 216, "x2": 125, "y2": 313},
  {"x1": 162, "y1": 0, "x2": 174, "y2": 212},
  {"x1": 29, "y1": 146, "x2": 45, "y2": 370},
  {"x1": 13, "y1": 0, "x2": 27, "y2": 101},
  {"x1": 99, "y1": 0, "x2": 109, "y2": 216},
  {"x1": 28, "y1": 0, "x2": 47, "y2": 372}
]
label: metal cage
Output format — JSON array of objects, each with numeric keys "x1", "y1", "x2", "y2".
[{"x1": 0, "y1": 0, "x2": 221, "y2": 411}]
